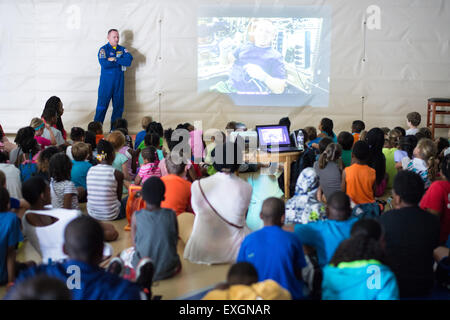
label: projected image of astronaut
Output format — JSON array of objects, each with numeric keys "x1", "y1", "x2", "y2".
[
  {"x1": 261, "y1": 128, "x2": 284, "y2": 144},
  {"x1": 213, "y1": 19, "x2": 287, "y2": 94}
]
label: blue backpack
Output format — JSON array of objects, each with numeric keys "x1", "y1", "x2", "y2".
[{"x1": 19, "y1": 154, "x2": 38, "y2": 182}]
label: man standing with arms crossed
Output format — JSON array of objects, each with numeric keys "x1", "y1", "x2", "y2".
[{"x1": 94, "y1": 29, "x2": 133, "y2": 130}]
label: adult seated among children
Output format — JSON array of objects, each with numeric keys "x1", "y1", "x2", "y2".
[{"x1": 184, "y1": 141, "x2": 252, "y2": 264}]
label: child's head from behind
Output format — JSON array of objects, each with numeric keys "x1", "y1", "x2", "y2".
[
  {"x1": 49, "y1": 153, "x2": 72, "y2": 182},
  {"x1": 365, "y1": 128, "x2": 385, "y2": 154},
  {"x1": 141, "y1": 116, "x2": 153, "y2": 130},
  {"x1": 141, "y1": 146, "x2": 158, "y2": 164},
  {"x1": 96, "y1": 139, "x2": 115, "y2": 164},
  {"x1": 142, "y1": 176, "x2": 165, "y2": 207},
  {"x1": 227, "y1": 262, "x2": 258, "y2": 286},
  {"x1": 112, "y1": 118, "x2": 128, "y2": 131},
  {"x1": 394, "y1": 126, "x2": 406, "y2": 137},
  {"x1": 406, "y1": 112, "x2": 421, "y2": 128},
  {"x1": 30, "y1": 118, "x2": 45, "y2": 136},
  {"x1": 260, "y1": 197, "x2": 285, "y2": 226},
  {"x1": 351, "y1": 120, "x2": 365, "y2": 134},
  {"x1": 319, "y1": 143, "x2": 342, "y2": 170},
  {"x1": 337, "y1": 131, "x2": 353, "y2": 151},
  {"x1": 304, "y1": 126, "x2": 317, "y2": 142},
  {"x1": 106, "y1": 130, "x2": 126, "y2": 151},
  {"x1": 87, "y1": 121, "x2": 103, "y2": 135},
  {"x1": 72, "y1": 142, "x2": 90, "y2": 161},
  {"x1": 399, "y1": 135, "x2": 417, "y2": 158},
  {"x1": 22, "y1": 176, "x2": 50, "y2": 206},
  {"x1": 387, "y1": 129, "x2": 402, "y2": 148},
  {"x1": 36, "y1": 146, "x2": 58, "y2": 173},
  {"x1": 352, "y1": 141, "x2": 370, "y2": 163},
  {"x1": 326, "y1": 191, "x2": 351, "y2": 221},
  {"x1": 319, "y1": 118, "x2": 334, "y2": 137},
  {"x1": 414, "y1": 138, "x2": 437, "y2": 162},
  {"x1": 70, "y1": 127, "x2": 85, "y2": 142},
  {"x1": 0, "y1": 187, "x2": 10, "y2": 212},
  {"x1": 392, "y1": 170, "x2": 424, "y2": 207},
  {"x1": 84, "y1": 131, "x2": 97, "y2": 150},
  {"x1": 318, "y1": 137, "x2": 332, "y2": 154},
  {"x1": 417, "y1": 127, "x2": 432, "y2": 140},
  {"x1": 63, "y1": 216, "x2": 104, "y2": 265},
  {"x1": 144, "y1": 132, "x2": 161, "y2": 149}
]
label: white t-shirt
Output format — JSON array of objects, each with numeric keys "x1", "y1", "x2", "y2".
[
  {"x1": 184, "y1": 172, "x2": 252, "y2": 264},
  {"x1": 0, "y1": 163, "x2": 22, "y2": 198},
  {"x1": 22, "y1": 208, "x2": 113, "y2": 263}
]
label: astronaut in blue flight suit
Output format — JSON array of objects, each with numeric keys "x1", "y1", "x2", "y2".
[{"x1": 94, "y1": 29, "x2": 133, "y2": 127}]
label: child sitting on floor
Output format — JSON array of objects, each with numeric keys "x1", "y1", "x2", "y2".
[
  {"x1": 118, "y1": 176, "x2": 181, "y2": 282},
  {"x1": 49, "y1": 153, "x2": 79, "y2": 210},
  {"x1": 401, "y1": 138, "x2": 437, "y2": 189},
  {"x1": 135, "y1": 146, "x2": 161, "y2": 185},
  {"x1": 66, "y1": 127, "x2": 85, "y2": 161},
  {"x1": 342, "y1": 141, "x2": 376, "y2": 206}
]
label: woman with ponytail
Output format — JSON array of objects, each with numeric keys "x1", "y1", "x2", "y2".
[
  {"x1": 322, "y1": 219, "x2": 399, "y2": 300},
  {"x1": 401, "y1": 138, "x2": 437, "y2": 189},
  {"x1": 314, "y1": 143, "x2": 343, "y2": 202}
]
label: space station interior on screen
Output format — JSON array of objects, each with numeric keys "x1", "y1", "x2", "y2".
[{"x1": 198, "y1": 16, "x2": 330, "y2": 106}]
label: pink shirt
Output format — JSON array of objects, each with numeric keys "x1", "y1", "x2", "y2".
[
  {"x1": 35, "y1": 136, "x2": 51, "y2": 149},
  {"x1": 138, "y1": 162, "x2": 161, "y2": 183}
]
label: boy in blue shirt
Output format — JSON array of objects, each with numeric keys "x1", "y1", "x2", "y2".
[
  {"x1": 294, "y1": 191, "x2": 358, "y2": 268},
  {"x1": 9, "y1": 216, "x2": 146, "y2": 300},
  {"x1": 237, "y1": 197, "x2": 307, "y2": 300}
]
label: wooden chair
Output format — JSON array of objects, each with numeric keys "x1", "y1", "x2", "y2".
[{"x1": 427, "y1": 98, "x2": 450, "y2": 139}]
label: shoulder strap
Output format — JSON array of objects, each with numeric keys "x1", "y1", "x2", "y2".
[{"x1": 197, "y1": 180, "x2": 244, "y2": 229}]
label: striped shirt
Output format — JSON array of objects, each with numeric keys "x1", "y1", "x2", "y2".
[{"x1": 86, "y1": 164, "x2": 120, "y2": 220}]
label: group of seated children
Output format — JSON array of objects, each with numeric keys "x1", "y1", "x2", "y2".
[{"x1": 0, "y1": 96, "x2": 449, "y2": 300}]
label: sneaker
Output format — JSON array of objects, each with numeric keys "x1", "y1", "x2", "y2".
[
  {"x1": 135, "y1": 258, "x2": 154, "y2": 297},
  {"x1": 106, "y1": 257, "x2": 124, "y2": 277}
]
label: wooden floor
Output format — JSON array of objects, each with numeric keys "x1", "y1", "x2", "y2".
[{"x1": 0, "y1": 210, "x2": 230, "y2": 300}]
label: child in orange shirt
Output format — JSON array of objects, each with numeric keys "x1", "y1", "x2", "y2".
[{"x1": 341, "y1": 141, "x2": 376, "y2": 205}]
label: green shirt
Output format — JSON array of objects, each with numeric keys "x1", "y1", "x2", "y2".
[
  {"x1": 382, "y1": 147, "x2": 397, "y2": 189},
  {"x1": 341, "y1": 149, "x2": 352, "y2": 168}
]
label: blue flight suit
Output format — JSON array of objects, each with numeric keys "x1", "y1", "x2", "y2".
[{"x1": 94, "y1": 43, "x2": 133, "y2": 126}]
